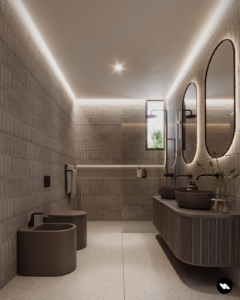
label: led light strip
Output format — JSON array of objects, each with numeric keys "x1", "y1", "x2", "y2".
[
  {"x1": 10, "y1": 0, "x2": 75, "y2": 100},
  {"x1": 166, "y1": 0, "x2": 231, "y2": 100}
]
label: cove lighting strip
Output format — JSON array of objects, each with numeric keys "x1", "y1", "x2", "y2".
[
  {"x1": 166, "y1": 0, "x2": 230, "y2": 100},
  {"x1": 11, "y1": 0, "x2": 75, "y2": 100},
  {"x1": 76, "y1": 165, "x2": 164, "y2": 168}
]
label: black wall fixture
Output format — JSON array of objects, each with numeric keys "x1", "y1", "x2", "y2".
[{"x1": 44, "y1": 176, "x2": 50, "y2": 188}]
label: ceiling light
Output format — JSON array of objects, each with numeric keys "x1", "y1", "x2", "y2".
[{"x1": 114, "y1": 64, "x2": 122, "y2": 71}]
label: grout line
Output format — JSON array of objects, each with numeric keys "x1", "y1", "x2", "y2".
[{"x1": 121, "y1": 233, "x2": 126, "y2": 300}]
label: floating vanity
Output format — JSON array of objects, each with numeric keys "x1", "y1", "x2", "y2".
[{"x1": 153, "y1": 196, "x2": 240, "y2": 267}]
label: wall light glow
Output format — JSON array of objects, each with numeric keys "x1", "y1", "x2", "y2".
[
  {"x1": 166, "y1": 0, "x2": 230, "y2": 100},
  {"x1": 11, "y1": 0, "x2": 75, "y2": 100},
  {"x1": 206, "y1": 99, "x2": 234, "y2": 106},
  {"x1": 74, "y1": 99, "x2": 146, "y2": 106}
]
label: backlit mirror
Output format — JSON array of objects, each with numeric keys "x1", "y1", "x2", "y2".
[
  {"x1": 205, "y1": 40, "x2": 235, "y2": 158},
  {"x1": 182, "y1": 83, "x2": 197, "y2": 163}
]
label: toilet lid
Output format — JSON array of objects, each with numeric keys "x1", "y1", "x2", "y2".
[{"x1": 49, "y1": 210, "x2": 87, "y2": 217}]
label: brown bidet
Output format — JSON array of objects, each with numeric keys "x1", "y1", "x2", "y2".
[{"x1": 17, "y1": 223, "x2": 77, "y2": 276}]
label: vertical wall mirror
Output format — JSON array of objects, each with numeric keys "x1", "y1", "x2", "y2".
[
  {"x1": 205, "y1": 39, "x2": 235, "y2": 158},
  {"x1": 182, "y1": 82, "x2": 197, "y2": 163}
]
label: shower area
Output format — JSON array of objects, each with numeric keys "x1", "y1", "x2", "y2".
[{"x1": 74, "y1": 99, "x2": 166, "y2": 220}]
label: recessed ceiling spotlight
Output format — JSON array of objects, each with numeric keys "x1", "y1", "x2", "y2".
[{"x1": 114, "y1": 64, "x2": 123, "y2": 71}]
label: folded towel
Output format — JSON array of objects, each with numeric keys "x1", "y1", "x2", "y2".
[
  {"x1": 66, "y1": 171, "x2": 72, "y2": 194},
  {"x1": 71, "y1": 169, "x2": 77, "y2": 198}
]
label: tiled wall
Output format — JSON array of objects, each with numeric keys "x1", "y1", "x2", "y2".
[
  {"x1": 0, "y1": 0, "x2": 75, "y2": 289},
  {"x1": 76, "y1": 166, "x2": 165, "y2": 220},
  {"x1": 74, "y1": 99, "x2": 166, "y2": 220},
  {"x1": 74, "y1": 99, "x2": 165, "y2": 165},
  {"x1": 166, "y1": 0, "x2": 240, "y2": 287}
]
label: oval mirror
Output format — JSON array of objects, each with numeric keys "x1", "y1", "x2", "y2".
[
  {"x1": 205, "y1": 40, "x2": 235, "y2": 158},
  {"x1": 182, "y1": 83, "x2": 197, "y2": 163}
]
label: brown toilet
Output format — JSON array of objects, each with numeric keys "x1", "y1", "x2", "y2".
[{"x1": 44, "y1": 210, "x2": 87, "y2": 250}]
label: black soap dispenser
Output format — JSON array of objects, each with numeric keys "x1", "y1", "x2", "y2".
[{"x1": 142, "y1": 168, "x2": 146, "y2": 178}]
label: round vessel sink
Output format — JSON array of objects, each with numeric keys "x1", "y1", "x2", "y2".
[
  {"x1": 159, "y1": 186, "x2": 186, "y2": 199},
  {"x1": 175, "y1": 190, "x2": 214, "y2": 210}
]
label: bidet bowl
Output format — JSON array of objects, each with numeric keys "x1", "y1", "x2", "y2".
[{"x1": 34, "y1": 223, "x2": 74, "y2": 231}]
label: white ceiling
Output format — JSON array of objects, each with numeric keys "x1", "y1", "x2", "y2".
[{"x1": 21, "y1": 0, "x2": 221, "y2": 99}]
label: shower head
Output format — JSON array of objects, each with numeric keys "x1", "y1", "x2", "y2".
[
  {"x1": 146, "y1": 114, "x2": 157, "y2": 118},
  {"x1": 185, "y1": 114, "x2": 196, "y2": 119},
  {"x1": 183, "y1": 109, "x2": 196, "y2": 119}
]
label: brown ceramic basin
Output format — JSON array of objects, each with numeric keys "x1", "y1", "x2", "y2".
[
  {"x1": 175, "y1": 190, "x2": 214, "y2": 210},
  {"x1": 159, "y1": 186, "x2": 186, "y2": 199}
]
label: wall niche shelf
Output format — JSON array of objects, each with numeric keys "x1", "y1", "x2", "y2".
[{"x1": 153, "y1": 196, "x2": 240, "y2": 267}]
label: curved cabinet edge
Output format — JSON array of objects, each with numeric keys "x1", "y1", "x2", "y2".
[{"x1": 153, "y1": 196, "x2": 240, "y2": 267}]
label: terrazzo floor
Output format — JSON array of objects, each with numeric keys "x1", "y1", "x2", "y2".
[{"x1": 1, "y1": 221, "x2": 240, "y2": 300}]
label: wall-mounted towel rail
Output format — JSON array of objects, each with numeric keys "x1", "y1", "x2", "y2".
[
  {"x1": 65, "y1": 164, "x2": 76, "y2": 172},
  {"x1": 65, "y1": 165, "x2": 76, "y2": 198}
]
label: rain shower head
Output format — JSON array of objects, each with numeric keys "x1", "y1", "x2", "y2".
[
  {"x1": 185, "y1": 114, "x2": 196, "y2": 119},
  {"x1": 146, "y1": 114, "x2": 157, "y2": 118},
  {"x1": 183, "y1": 109, "x2": 196, "y2": 119}
]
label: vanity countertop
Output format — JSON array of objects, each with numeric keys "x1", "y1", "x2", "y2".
[{"x1": 153, "y1": 195, "x2": 240, "y2": 218}]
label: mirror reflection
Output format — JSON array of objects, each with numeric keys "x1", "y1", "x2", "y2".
[
  {"x1": 167, "y1": 118, "x2": 176, "y2": 168},
  {"x1": 182, "y1": 83, "x2": 197, "y2": 163},
  {"x1": 205, "y1": 40, "x2": 235, "y2": 158}
]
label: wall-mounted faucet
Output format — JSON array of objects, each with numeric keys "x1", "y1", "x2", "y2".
[
  {"x1": 196, "y1": 173, "x2": 219, "y2": 180},
  {"x1": 28, "y1": 212, "x2": 44, "y2": 227},
  {"x1": 174, "y1": 174, "x2": 192, "y2": 180},
  {"x1": 164, "y1": 173, "x2": 174, "y2": 178}
]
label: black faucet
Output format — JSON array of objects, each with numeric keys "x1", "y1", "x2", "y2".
[
  {"x1": 174, "y1": 174, "x2": 192, "y2": 180},
  {"x1": 196, "y1": 173, "x2": 219, "y2": 180},
  {"x1": 28, "y1": 212, "x2": 44, "y2": 227}
]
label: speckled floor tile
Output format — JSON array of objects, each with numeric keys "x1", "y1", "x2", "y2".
[
  {"x1": 0, "y1": 222, "x2": 239, "y2": 300},
  {"x1": 123, "y1": 233, "x2": 240, "y2": 300},
  {"x1": 87, "y1": 221, "x2": 158, "y2": 234},
  {"x1": 0, "y1": 224, "x2": 126, "y2": 300}
]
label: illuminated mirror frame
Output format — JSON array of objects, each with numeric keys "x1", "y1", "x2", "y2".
[
  {"x1": 182, "y1": 82, "x2": 197, "y2": 164},
  {"x1": 205, "y1": 39, "x2": 236, "y2": 158}
]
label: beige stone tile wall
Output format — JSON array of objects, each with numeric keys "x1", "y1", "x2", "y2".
[
  {"x1": 74, "y1": 99, "x2": 165, "y2": 165},
  {"x1": 167, "y1": 0, "x2": 240, "y2": 287},
  {"x1": 74, "y1": 99, "x2": 166, "y2": 220},
  {"x1": 0, "y1": 0, "x2": 75, "y2": 290},
  {"x1": 76, "y1": 166, "x2": 166, "y2": 220}
]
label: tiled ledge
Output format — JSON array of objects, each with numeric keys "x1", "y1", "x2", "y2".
[
  {"x1": 76, "y1": 165, "x2": 164, "y2": 167},
  {"x1": 76, "y1": 165, "x2": 165, "y2": 179}
]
